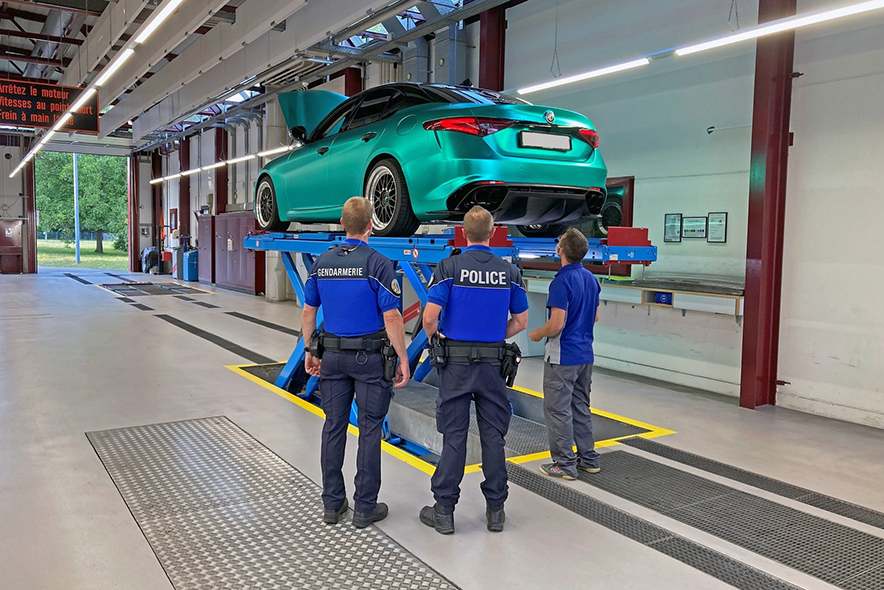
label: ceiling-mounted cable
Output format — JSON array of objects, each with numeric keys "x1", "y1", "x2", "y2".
[{"x1": 550, "y1": 1, "x2": 562, "y2": 78}]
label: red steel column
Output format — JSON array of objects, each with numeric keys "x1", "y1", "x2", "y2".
[
  {"x1": 343, "y1": 66, "x2": 363, "y2": 96},
  {"x1": 151, "y1": 151, "x2": 163, "y2": 249},
  {"x1": 740, "y1": 0, "x2": 797, "y2": 409},
  {"x1": 479, "y1": 6, "x2": 506, "y2": 91},
  {"x1": 214, "y1": 127, "x2": 228, "y2": 214},
  {"x1": 24, "y1": 145, "x2": 37, "y2": 273},
  {"x1": 127, "y1": 155, "x2": 141, "y2": 272},
  {"x1": 178, "y1": 139, "x2": 191, "y2": 236}
]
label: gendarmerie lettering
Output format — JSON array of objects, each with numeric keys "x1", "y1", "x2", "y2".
[{"x1": 317, "y1": 267, "x2": 365, "y2": 278}]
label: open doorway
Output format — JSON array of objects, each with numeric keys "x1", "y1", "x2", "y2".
[{"x1": 34, "y1": 151, "x2": 129, "y2": 271}]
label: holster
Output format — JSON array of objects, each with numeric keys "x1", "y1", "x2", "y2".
[
  {"x1": 428, "y1": 334, "x2": 448, "y2": 369},
  {"x1": 501, "y1": 342, "x2": 522, "y2": 387},
  {"x1": 382, "y1": 340, "x2": 397, "y2": 381},
  {"x1": 307, "y1": 329, "x2": 325, "y2": 359}
]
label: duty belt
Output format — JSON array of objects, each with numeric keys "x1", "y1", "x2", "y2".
[
  {"x1": 321, "y1": 330, "x2": 387, "y2": 353},
  {"x1": 442, "y1": 339, "x2": 507, "y2": 362}
]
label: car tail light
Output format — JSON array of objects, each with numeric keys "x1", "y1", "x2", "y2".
[
  {"x1": 578, "y1": 128, "x2": 600, "y2": 149},
  {"x1": 423, "y1": 117, "x2": 516, "y2": 137}
]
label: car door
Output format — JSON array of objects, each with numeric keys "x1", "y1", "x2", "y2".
[
  {"x1": 325, "y1": 87, "x2": 398, "y2": 203},
  {"x1": 276, "y1": 96, "x2": 360, "y2": 219}
]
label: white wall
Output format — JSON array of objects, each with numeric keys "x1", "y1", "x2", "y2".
[
  {"x1": 505, "y1": 0, "x2": 884, "y2": 423},
  {"x1": 0, "y1": 144, "x2": 25, "y2": 219},
  {"x1": 777, "y1": 18, "x2": 884, "y2": 428}
]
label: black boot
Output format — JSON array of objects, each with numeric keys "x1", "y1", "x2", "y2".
[
  {"x1": 486, "y1": 504, "x2": 505, "y2": 532},
  {"x1": 352, "y1": 502, "x2": 389, "y2": 529},
  {"x1": 323, "y1": 498, "x2": 348, "y2": 525},
  {"x1": 420, "y1": 503, "x2": 455, "y2": 535}
]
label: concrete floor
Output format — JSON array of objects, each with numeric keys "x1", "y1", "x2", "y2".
[{"x1": 2, "y1": 267, "x2": 884, "y2": 590}]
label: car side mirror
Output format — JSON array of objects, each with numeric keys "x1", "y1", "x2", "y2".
[{"x1": 289, "y1": 125, "x2": 308, "y2": 146}]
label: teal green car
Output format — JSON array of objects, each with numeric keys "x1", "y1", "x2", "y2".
[{"x1": 255, "y1": 83, "x2": 608, "y2": 237}]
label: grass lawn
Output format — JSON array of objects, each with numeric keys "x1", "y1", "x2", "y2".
[{"x1": 37, "y1": 239, "x2": 129, "y2": 270}]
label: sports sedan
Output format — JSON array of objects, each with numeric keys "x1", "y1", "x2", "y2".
[{"x1": 255, "y1": 82, "x2": 608, "y2": 237}]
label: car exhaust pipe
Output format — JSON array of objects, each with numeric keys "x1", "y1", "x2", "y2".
[{"x1": 586, "y1": 189, "x2": 606, "y2": 216}]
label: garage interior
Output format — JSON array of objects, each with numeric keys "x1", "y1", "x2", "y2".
[{"x1": 1, "y1": 1, "x2": 884, "y2": 589}]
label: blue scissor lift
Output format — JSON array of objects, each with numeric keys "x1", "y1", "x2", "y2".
[{"x1": 244, "y1": 228, "x2": 656, "y2": 451}]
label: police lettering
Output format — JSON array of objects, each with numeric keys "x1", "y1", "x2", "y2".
[
  {"x1": 459, "y1": 269, "x2": 507, "y2": 285},
  {"x1": 317, "y1": 267, "x2": 364, "y2": 278}
]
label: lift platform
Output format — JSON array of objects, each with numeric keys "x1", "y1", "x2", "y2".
[{"x1": 243, "y1": 226, "x2": 656, "y2": 397}]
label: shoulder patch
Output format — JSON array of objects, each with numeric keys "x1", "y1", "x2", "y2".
[{"x1": 392, "y1": 280, "x2": 401, "y2": 296}]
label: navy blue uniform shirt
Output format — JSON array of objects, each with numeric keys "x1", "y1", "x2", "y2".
[
  {"x1": 304, "y1": 239, "x2": 400, "y2": 337},
  {"x1": 545, "y1": 263, "x2": 601, "y2": 365},
  {"x1": 427, "y1": 245, "x2": 529, "y2": 342}
]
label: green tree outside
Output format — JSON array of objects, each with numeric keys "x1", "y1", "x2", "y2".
[{"x1": 35, "y1": 152, "x2": 128, "y2": 254}]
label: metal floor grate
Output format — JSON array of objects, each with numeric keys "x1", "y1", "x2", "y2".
[
  {"x1": 101, "y1": 282, "x2": 206, "y2": 297},
  {"x1": 577, "y1": 451, "x2": 884, "y2": 589},
  {"x1": 87, "y1": 417, "x2": 458, "y2": 590},
  {"x1": 506, "y1": 463, "x2": 800, "y2": 590},
  {"x1": 622, "y1": 437, "x2": 884, "y2": 531}
]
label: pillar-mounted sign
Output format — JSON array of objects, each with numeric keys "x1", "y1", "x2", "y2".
[{"x1": 0, "y1": 80, "x2": 99, "y2": 134}]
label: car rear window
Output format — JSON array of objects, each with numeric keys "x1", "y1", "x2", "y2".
[{"x1": 425, "y1": 86, "x2": 529, "y2": 105}]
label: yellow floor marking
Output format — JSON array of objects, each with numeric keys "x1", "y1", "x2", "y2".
[
  {"x1": 95, "y1": 284, "x2": 125, "y2": 297},
  {"x1": 227, "y1": 364, "x2": 675, "y2": 477},
  {"x1": 171, "y1": 281, "x2": 216, "y2": 295}
]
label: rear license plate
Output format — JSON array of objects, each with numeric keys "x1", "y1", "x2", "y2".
[{"x1": 519, "y1": 131, "x2": 571, "y2": 151}]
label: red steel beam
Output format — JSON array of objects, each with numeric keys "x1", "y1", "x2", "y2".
[
  {"x1": 740, "y1": 0, "x2": 797, "y2": 409},
  {"x1": 0, "y1": 71, "x2": 57, "y2": 83},
  {"x1": 479, "y1": 5, "x2": 506, "y2": 91},
  {"x1": 0, "y1": 27, "x2": 83, "y2": 45},
  {"x1": 0, "y1": 49, "x2": 71, "y2": 67},
  {"x1": 178, "y1": 139, "x2": 191, "y2": 236},
  {"x1": 2, "y1": 0, "x2": 102, "y2": 17},
  {"x1": 0, "y1": 8, "x2": 48, "y2": 24},
  {"x1": 127, "y1": 155, "x2": 141, "y2": 272},
  {"x1": 343, "y1": 66, "x2": 362, "y2": 96},
  {"x1": 151, "y1": 151, "x2": 163, "y2": 254},
  {"x1": 214, "y1": 127, "x2": 228, "y2": 214}
]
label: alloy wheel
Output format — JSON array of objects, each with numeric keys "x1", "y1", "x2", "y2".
[
  {"x1": 366, "y1": 165, "x2": 397, "y2": 231},
  {"x1": 256, "y1": 180, "x2": 275, "y2": 228}
]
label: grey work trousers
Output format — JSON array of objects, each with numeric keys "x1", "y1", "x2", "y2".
[{"x1": 542, "y1": 361, "x2": 600, "y2": 476}]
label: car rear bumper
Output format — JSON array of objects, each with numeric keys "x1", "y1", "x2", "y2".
[
  {"x1": 431, "y1": 182, "x2": 607, "y2": 225},
  {"x1": 403, "y1": 146, "x2": 607, "y2": 224}
]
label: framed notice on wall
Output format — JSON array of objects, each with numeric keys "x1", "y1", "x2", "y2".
[
  {"x1": 682, "y1": 216, "x2": 708, "y2": 239},
  {"x1": 664, "y1": 213, "x2": 682, "y2": 242},
  {"x1": 707, "y1": 212, "x2": 728, "y2": 243}
]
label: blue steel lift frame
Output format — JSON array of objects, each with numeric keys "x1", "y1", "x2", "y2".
[{"x1": 243, "y1": 229, "x2": 657, "y2": 399}]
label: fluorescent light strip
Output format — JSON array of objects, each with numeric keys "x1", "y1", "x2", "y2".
[
  {"x1": 70, "y1": 87, "x2": 97, "y2": 112},
  {"x1": 227, "y1": 154, "x2": 256, "y2": 165},
  {"x1": 95, "y1": 48, "x2": 135, "y2": 87},
  {"x1": 201, "y1": 161, "x2": 225, "y2": 171},
  {"x1": 257, "y1": 146, "x2": 293, "y2": 158},
  {"x1": 517, "y1": 58, "x2": 650, "y2": 95},
  {"x1": 149, "y1": 178, "x2": 164, "y2": 185},
  {"x1": 135, "y1": 0, "x2": 184, "y2": 44},
  {"x1": 164, "y1": 173, "x2": 182, "y2": 181},
  {"x1": 181, "y1": 168, "x2": 201, "y2": 176},
  {"x1": 676, "y1": 0, "x2": 884, "y2": 56}
]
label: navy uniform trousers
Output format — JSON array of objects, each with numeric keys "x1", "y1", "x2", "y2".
[
  {"x1": 431, "y1": 360, "x2": 512, "y2": 509},
  {"x1": 319, "y1": 350, "x2": 393, "y2": 514}
]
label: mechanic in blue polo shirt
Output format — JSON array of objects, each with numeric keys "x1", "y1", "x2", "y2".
[
  {"x1": 419, "y1": 206, "x2": 529, "y2": 535},
  {"x1": 302, "y1": 197, "x2": 410, "y2": 529},
  {"x1": 529, "y1": 227, "x2": 602, "y2": 480}
]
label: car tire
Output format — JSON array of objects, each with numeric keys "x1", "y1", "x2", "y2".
[
  {"x1": 517, "y1": 224, "x2": 569, "y2": 238},
  {"x1": 255, "y1": 176, "x2": 289, "y2": 232},
  {"x1": 365, "y1": 158, "x2": 420, "y2": 237},
  {"x1": 592, "y1": 195, "x2": 623, "y2": 237}
]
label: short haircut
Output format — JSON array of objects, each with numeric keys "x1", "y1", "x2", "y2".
[
  {"x1": 463, "y1": 206, "x2": 494, "y2": 243},
  {"x1": 558, "y1": 227, "x2": 588, "y2": 263},
  {"x1": 341, "y1": 196, "x2": 373, "y2": 234}
]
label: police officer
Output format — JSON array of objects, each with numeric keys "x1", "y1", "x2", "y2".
[
  {"x1": 302, "y1": 196, "x2": 410, "y2": 528},
  {"x1": 419, "y1": 206, "x2": 529, "y2": 534}
]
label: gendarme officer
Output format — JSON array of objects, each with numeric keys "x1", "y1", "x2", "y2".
[
  {"x1": 420, "y1": 206, "x2": 529, "y2": 534},
  {"x1": 302, "y1": 196, "x2": 410, "y2": 528}
]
